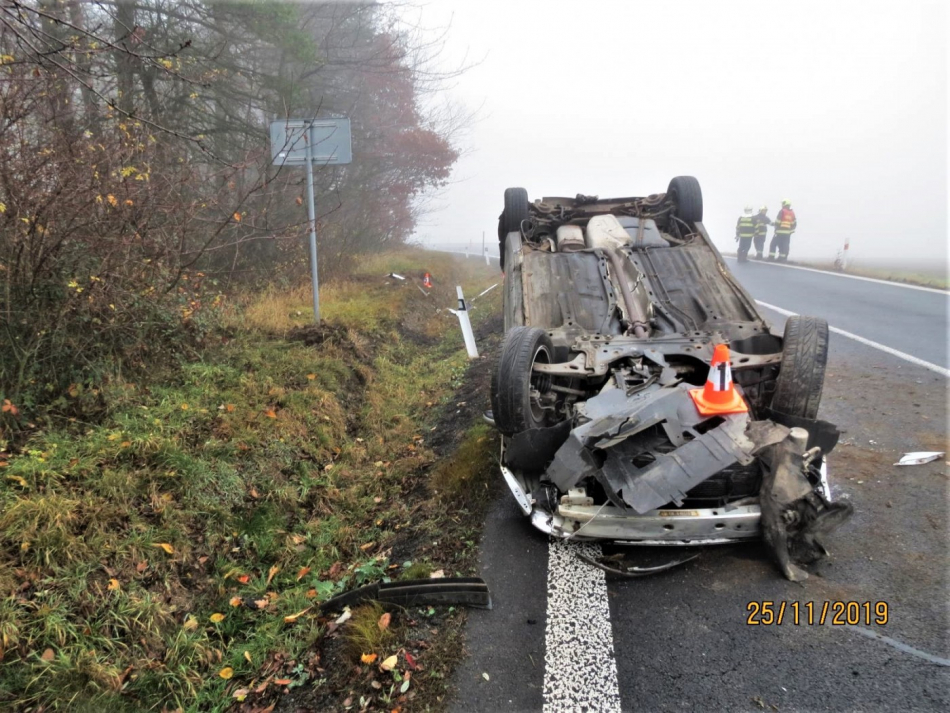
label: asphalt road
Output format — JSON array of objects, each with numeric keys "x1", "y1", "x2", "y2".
[{"x1": 450, "y1": 262, "x2": 949, "y2": 712}]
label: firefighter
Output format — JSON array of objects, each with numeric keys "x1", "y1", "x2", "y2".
[
  {"x1": 752, "y1": 206, "x2": 771, "y2": 259},
  {"x1": 769, "y1": 199, "x2": 797, "y2": 262},
  {"x1": 735, "y1": 206, "x2": 756, "y2": 262}
]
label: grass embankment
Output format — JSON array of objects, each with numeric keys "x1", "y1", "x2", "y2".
[{"x1": 0, "y1": 250, "x2": 501, "y2": 712}]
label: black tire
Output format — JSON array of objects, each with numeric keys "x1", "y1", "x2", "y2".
[
  {"x1": 503, "y1": 187, "x2": 529, "y2": 233},
  {"x1": 770, "y1": 315, "x2": 829, "y2": 419},
  {"x1": 491, "y1": 326, "x2": 556, "y2": 435},
  {"x1": 667, "y1": 176, "x2": 703, "y2": 223}
]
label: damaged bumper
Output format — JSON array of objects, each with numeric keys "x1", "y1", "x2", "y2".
[{"x1": 505, "y1": 461, "x2": 830, "y2": 546}]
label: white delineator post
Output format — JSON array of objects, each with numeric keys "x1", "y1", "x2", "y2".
[
  {"x1": 483, "y1": 230, "x2": 489, "y2": 265},
  {"x1": 455, "y1": 286, "x2": 479, "y2": 359},
  {"x1": 841, "y1": 239, "x2": 850, "y2": 270}
]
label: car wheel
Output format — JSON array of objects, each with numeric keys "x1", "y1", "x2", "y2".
[
  {"x1": 492, "y1": 326, "x2": 557, "y2": 435},
  {"x1": 770, "y1": 315, "x2": 829, "y2": 419},
  {"x1": 503, "y1": 187, "x2": 529, "y2": 234},
  {"x1": 667, "y1": 176, "x2": 703, "y2": 223},
  {"x1": 499, "y1": 188, "x2": 529, "y2": 270}
]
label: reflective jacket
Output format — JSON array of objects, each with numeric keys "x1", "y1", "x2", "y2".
[
  {"x1": 753, "y1": 213, "x2": 771, "y2": 237},
  {"x1": 736, "y1": 215, "x2": 756, "y2": 239},
  {"x1": 775, "y1": 208, "x2": 797, "y2": 236}
]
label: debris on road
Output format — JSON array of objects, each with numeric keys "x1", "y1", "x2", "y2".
[
  {"x1": 894, "y1": 451, "x2": 945, "y2": 466},
  {"x1": 577, "y1": 551, "x2": 699, "y2": 578}
]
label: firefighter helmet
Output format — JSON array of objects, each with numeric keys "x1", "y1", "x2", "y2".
[
  {"x1": 743, "y1": 205, "x2": 753, "y2": 215},
  {"x1": 782, "y1": 199, "x2": 791, "y2": 207},
  {"x1": 759, "y1": 205, "x2": 768, "y2": 213}
]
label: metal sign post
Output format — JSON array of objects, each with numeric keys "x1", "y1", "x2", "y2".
[{"x1": 270, "y1": 118, "x2": 353, "y2": 323}]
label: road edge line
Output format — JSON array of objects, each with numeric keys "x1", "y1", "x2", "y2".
[
  {"x1": 723, "y1": 255, "x2": 948, "y2": 295},
  {"x1": 543, "y1": 540, "x2": 622, "y2": 712},
  {"x1": 755, "y1": 300, "x2": 950, "y2": 377}
]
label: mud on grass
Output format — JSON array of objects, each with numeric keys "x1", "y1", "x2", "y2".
[{"x1": 0, "y1": 250, "x2": 499, "y2": 712}]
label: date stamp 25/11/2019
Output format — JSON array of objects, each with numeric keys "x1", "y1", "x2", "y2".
[{"x1": 746, "y1": 601, "x2": 888, "y2": 626}]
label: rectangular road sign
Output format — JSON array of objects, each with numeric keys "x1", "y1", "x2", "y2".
[{"x1": 269, "y1": 118, "x2": 352, "y2": 166}]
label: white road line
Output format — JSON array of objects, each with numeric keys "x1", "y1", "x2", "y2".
[
  {"x1": 755, "y1": 300, "x2": 950, "y2": 378},
  {"x1": 723, "y1": 255, "x2": 948, "y2": 295},
  {"x1": 543, "y1": 540, "x2": 621, "y2": 712},
  {"x1": 849, "y1": 627, "x2": 950, "y2": 667}
]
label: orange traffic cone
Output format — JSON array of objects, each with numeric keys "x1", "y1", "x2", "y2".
[
  {"x1": 689, "y1": 344, "x2": 749, "y2": 416},
  {"x1": 423, "y1": 272, "x2": 433, "y2": 289}
]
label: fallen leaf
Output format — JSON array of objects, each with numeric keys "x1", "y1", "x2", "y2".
[
  {"x1": 244, "y1": 650, "x2": 252, "y2": 663},
  {"x1": 378, "y1": 612, "x2": 391, "y2": 630},
  {"x1": 266, "y1": 565, "x2": 279, "y2": 585},
  {"x1": 361, "y1": 653, "x2": 378, "y2": 664},
  {"x1": 306, "y1": 373, "x2": 316, "y2": 380},
  {"x1": 430, "y1": 569, "x2": 445, "y2": 579},
  {"x1": 253, "y1": 598, "x2": 269, "y2": 610},
  {"x1": 219, "y1": 666, "x2": 234, "y2": 680},
  {"x1": 236, "y1": 574, "x2": 250, "y2": 584},
  {"x1": 183, "y1": 616, "x2": 198, "y2": 631},
  {"x1": 370, "y1": 679, "x2": 382, "y2": 689},
  {"x1": 264, "y1": 409, "x2": 277, "y2": 419},
  {"x1": 153, "y1": 543, "x2": 174, "y2": 555},
  {"x1": 135, "y1": 561, "x2": 148, "y2": 573},
  {"x1": 233, "y1": 212, "x2": 242, "y2": 222},
  {"x1": 225, "y1": 403, "x2": 235, "y2": 412},
  {"x1": 360, "y1": 541, "x2": 375, "y2": 551},
  {"x1": 273, "y1": 678, "x2": 292, "y2": 686},
  {"x1": 249, "y1": 487, "x2": 259, "y2": 499},
  {"x1": 40, "y1": 648, "x2": 54, "y2": 662},
  {"x1": 107, "y1": 578, "x2": 120, "y2": 591},
  {"x1": 379, "y1": 654, "x2": 398, "y2": 672},
  {"x1": 229, "y1": 596, "x2": 242, "y2": 607},
  {"x1": 306, "y1": 588, "x2": 317, "y2": 598},
  {"x1": 6, "y1": 475, "x2": 27, "y2": 487},
  {"x1": 373, "y1": 496, "x2": 383, "y2": 504},
  {"x1": 284, "y1": 607, "x2": 311, "y2": 623},
  {"x1": 335, "y1": 609, "x2": 352, "y2": 626},
  {"x1": 120, "y1": 441, "x2": 132, "y2": 448},
  {"x1": 482, "y1": 672, "x2": 490, "y2": 681},
  {"x1": 210, "y1": 613, "x2": 225, "y2": 623},
  {"x1": 232, "y1": 688, "x2": 249, "y2": 701},
  {"x1": 400, "y1": 679, "x2": 410, "y2": 693},
  {"x1": 405, "y1": 651, "x2": 418, "y2": 670},
  {"x1": 296, "y1": 566, "x2": 311, "y2": 581}
]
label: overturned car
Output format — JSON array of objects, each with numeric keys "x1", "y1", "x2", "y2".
[{"x1": 488, "y1": 177, "x2": 852, "y2": 580}]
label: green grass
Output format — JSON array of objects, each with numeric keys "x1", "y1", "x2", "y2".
[{"x1": 0, "y1": 249, "x2": 499, "y2": 711}]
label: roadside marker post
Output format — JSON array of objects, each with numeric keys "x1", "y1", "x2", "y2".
[
  {"x1": 455, "y1": 286, "x2": 479, "y2": 359},
  {"x1": 270, "y1": 118, "x2": 353, "y2": 323}
]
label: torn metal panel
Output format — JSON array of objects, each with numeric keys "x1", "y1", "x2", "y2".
[
  {"x1": 606, "y1": 414, "x2": 756, "y2": 514},
  {"x1": 758, "y1": 428, "x2": 853, "y2": 581}
]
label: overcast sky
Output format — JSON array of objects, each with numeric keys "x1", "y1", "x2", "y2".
[{"x1": 411, "y1": 0, "x2": 947, "y2": 269}]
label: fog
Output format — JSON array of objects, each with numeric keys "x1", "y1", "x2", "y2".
[{"x1": 414, "y1": 0, "x2": 948, "y2": 272}]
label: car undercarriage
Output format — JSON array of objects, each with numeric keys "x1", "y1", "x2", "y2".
[{"x1": 489, "y1": 178, "x2": 853, "y2": 580}]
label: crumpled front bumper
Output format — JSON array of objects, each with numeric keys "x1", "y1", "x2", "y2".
[{"x1": 501, "y1": 461, "x2": 832, "y2": 546}]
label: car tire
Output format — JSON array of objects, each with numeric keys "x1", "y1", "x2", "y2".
[
  {"x1": 770, "y1": 315, "x2": 829, "y2": 419},
  {"x1": 503, "y1": 187, "x2": 529, "y2": 234},
  {"x1": 667, "y1": 176, "x2": 703, "y2": 223},
  {"x1": 492, "y1": 326, "x2": 556, "y2": 435}
]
